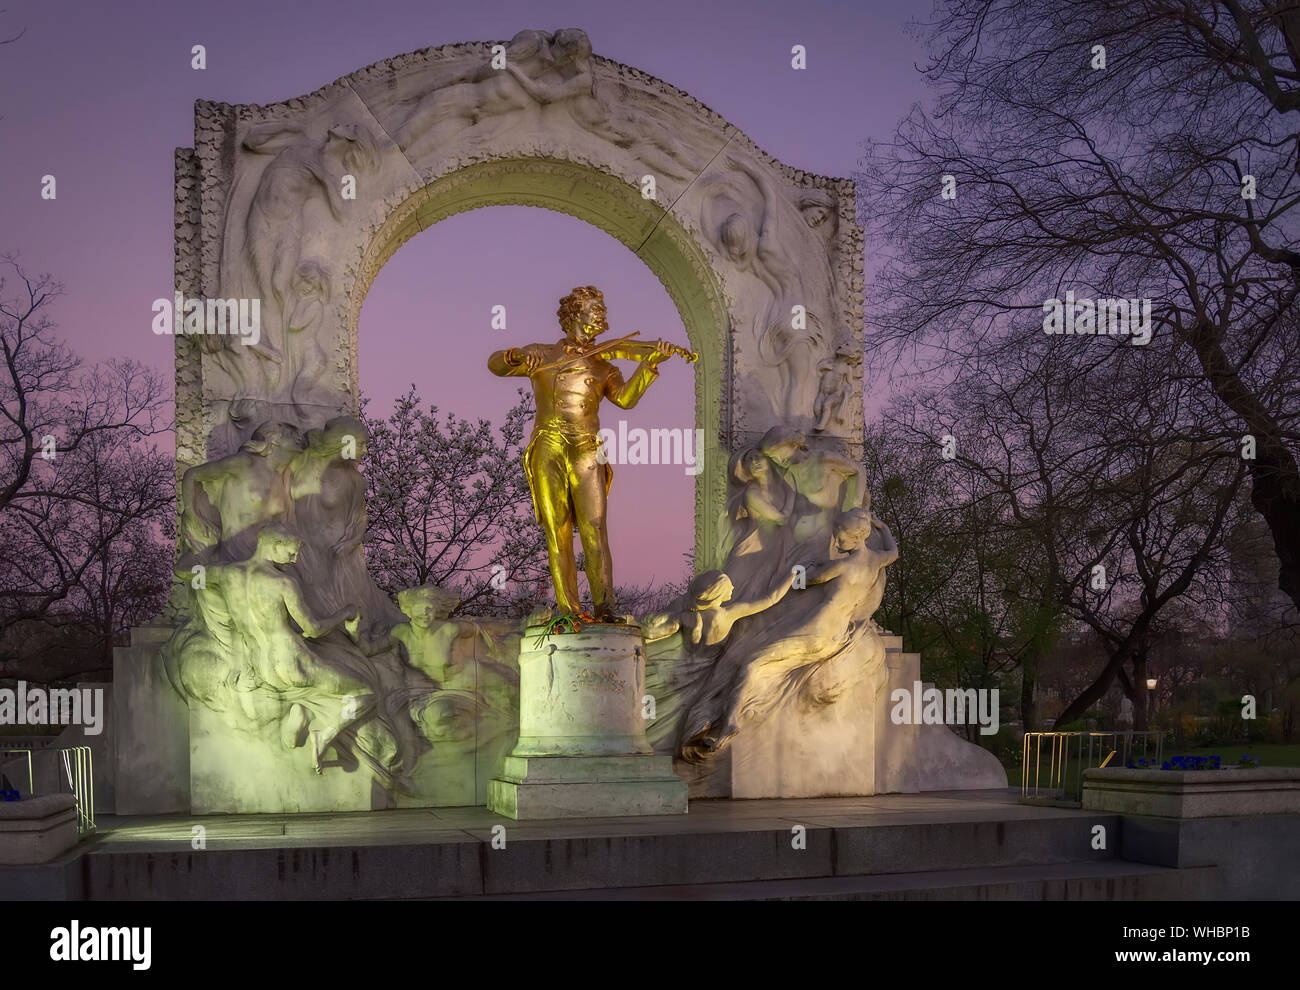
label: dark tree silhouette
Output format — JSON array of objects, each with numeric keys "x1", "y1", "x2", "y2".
[{"x1": 859, "y1": 0, "x2": 1300, "y2": 613}]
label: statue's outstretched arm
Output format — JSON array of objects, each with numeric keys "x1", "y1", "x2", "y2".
[
  {"x1": 806, "y1": 553, "x2": 853, "y2": 586},
  {"x1": 872, "y1": 519, "x2": 899, "y2": 560},
  {"x1": 641, "y1": 612, "x2": 682, "y2": 643},
  {"x1": 733, "y1": 570, "x2": 795, "y2": 618},
  {"x1": 488, "y1": 346, "x2": 541, "y2": 376}
]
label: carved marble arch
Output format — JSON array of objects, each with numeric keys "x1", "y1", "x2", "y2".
[
  {"x1": 173, "y1": 29, "x2": 866, "y2": 574},
  {"x1": 349, "y1": 159, "x2": 733, "y2": 567}
]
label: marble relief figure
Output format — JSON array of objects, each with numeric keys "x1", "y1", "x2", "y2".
[
  {"x1": 289, "y1": 416, "x2": 404, "y2": 648},
  {"x1": 282, "y1": 259, "x2": 334, "y2": 408},
  {"x1": 166, "y1": 416, "x2": 441, "y2": 792},
  {"x1": 720, "y1": 445, "x2": 796, "y2": 604},
  {"x1": 813, "y1": 344, "x2": 862, "y2": 433},
  {"x1": 391, "y1": 585, "x2": 516, "y2": 744},
  {"x1": 499, "y1": 28, "x2": 697, "y2": 181},
  {"x1": 646, "y1": 425, "x2": 896, "y2": 763},
  {"x1": 700, "y1": 156, "x2": 841, "y2": 423},
  {"x1": 164, "y1": 406, "x2": 541, "y2": 802},
  {"x1": 396, "y1": 29, "x2": 558, "y2": 155},
  {"x1": 164, "y1": 524, "x2": 392, "y2": 778},
  {"x1": 678, "y1": 507, "x2": 898, "y2": 761},
  {"x1": 643, "y1": 569, "x2": 796, "y2": 658},
  {"x1": 214, "y1": 121, "x2": 379, "y2": 406},
  {"x1": 178, "y1": 421, "x2": 306, "y2": 566}
]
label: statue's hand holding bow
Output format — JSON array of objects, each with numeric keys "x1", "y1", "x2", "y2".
[{"x1": 506, "y1": 347, "x2": 543, "y2": 373}]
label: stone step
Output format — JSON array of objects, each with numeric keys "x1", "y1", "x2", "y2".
[
  {"x1": 15, "y1": 808, "x2": 1130, "y2": 900},
  {"x1": 417, "y1": 860, "x2": 1213, "y2": 901}
]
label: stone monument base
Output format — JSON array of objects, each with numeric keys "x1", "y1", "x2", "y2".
[
  {"x1": 488, "y1": 622, "x2": 688, "y2": 819},
  {"x1": 646, "y1": 632, "x2": 1007, "y2": 798},
  {"x1": 488, "y1": 754, "x2": 687, "y2": 819},
  {"x1": 189, "y1": 704, "x2": 375, "y2": 814}
]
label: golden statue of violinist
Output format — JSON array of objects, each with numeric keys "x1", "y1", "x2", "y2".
[{"x1": 488, "y1": 285, "x2": 698, "y2": 620}]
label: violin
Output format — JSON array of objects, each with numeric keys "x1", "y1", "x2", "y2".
[{"x1": 534, "y1": 331, "x2": 699, "y2": 374}]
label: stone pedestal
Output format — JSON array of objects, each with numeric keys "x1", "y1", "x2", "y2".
[
  {"x1": 874, "y1": 638, "x2": 921, "y2": 793},
  {"x1": 877, "y1": 642, "x2": 1008, "y2": 793},
  {"x1": 488, "y1": 623, "x2": 687, "y2": 819},
  {"x1": 725, "y1": 634, "x2": 1007, "y2": 798},
  {"x1": 1083, "y1": 766, "x2": 1300, "y2": 818},
  {"x1": 730, "y1": 637, "x2": 887, "y2": 799},
  {"x1": 113, "y1": 625, "x2": 189, "y2": 815}
]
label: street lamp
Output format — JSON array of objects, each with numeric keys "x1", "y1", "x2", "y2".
[{"x1": 1144, "y1": 676, "x2": 1159, "y2": 727}]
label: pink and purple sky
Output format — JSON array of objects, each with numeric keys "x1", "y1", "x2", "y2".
[{"x1": 0, "y1": 0, "x2": 927, "y2": 583}]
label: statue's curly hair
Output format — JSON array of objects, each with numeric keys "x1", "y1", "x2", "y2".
[{"x1": 557, "y1": 285, "x2": 607, "y2": 334}]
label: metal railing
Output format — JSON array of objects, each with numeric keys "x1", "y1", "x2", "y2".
[
  {"x1": 1, "y1": 747, "x2": 34, "y2": 798},
  {"x1": 1022, "y1": 730, "x2": 1162, "y2": 804},
  {"x1": 1, "y1": 743, "x2": 95, "y2": 831},
  {"x1": 58, "y1": 746, "x2": 95, "y2": 832}
]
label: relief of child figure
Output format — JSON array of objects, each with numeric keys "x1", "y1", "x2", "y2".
[
  {"x1": 812, "y1": 344, "x2": 862, "y2": 433},
  {"x1": 642, "y1": 568, "x2": 796, "y2": 658},
  {"x1": 391, "y1": 585, "x2": 494, "y2": 742}
]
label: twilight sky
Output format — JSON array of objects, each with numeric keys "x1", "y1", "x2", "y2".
[{"x1": 0, "y1": 0, "x2": 928, "y2": 585}]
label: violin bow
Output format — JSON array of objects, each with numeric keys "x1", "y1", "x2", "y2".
[{"x1": 529, "y1": 331, "x2": 642, "y2": 374}]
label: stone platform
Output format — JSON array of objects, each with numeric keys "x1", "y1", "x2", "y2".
[{"x1": 2, "y1": 789, "x2": 1261, "y2": 901}]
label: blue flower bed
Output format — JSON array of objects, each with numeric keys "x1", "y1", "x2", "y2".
[{"x1": 1124, "y1": 754, "x2": 1260, "y2": 771}]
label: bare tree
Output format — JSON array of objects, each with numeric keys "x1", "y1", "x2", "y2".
[
  {"x1": 859, "y1": 0, "x2": 1300, "y2": 611},
  {"x1": 881, "y1": 325, "x2": 1249, "y2": 728},
  {"x1": 361, "y1": 386, "x2": 548, "y2": 616},
  {"x1": 0, "y1": 432, "x2": 174, "y2": 677},
  {"x1": 867, "y1": 419, "x2": 1060, "y2": 730},
  {"x1": 0, "y1": 257, "x2": 168, "y2": 629}
]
